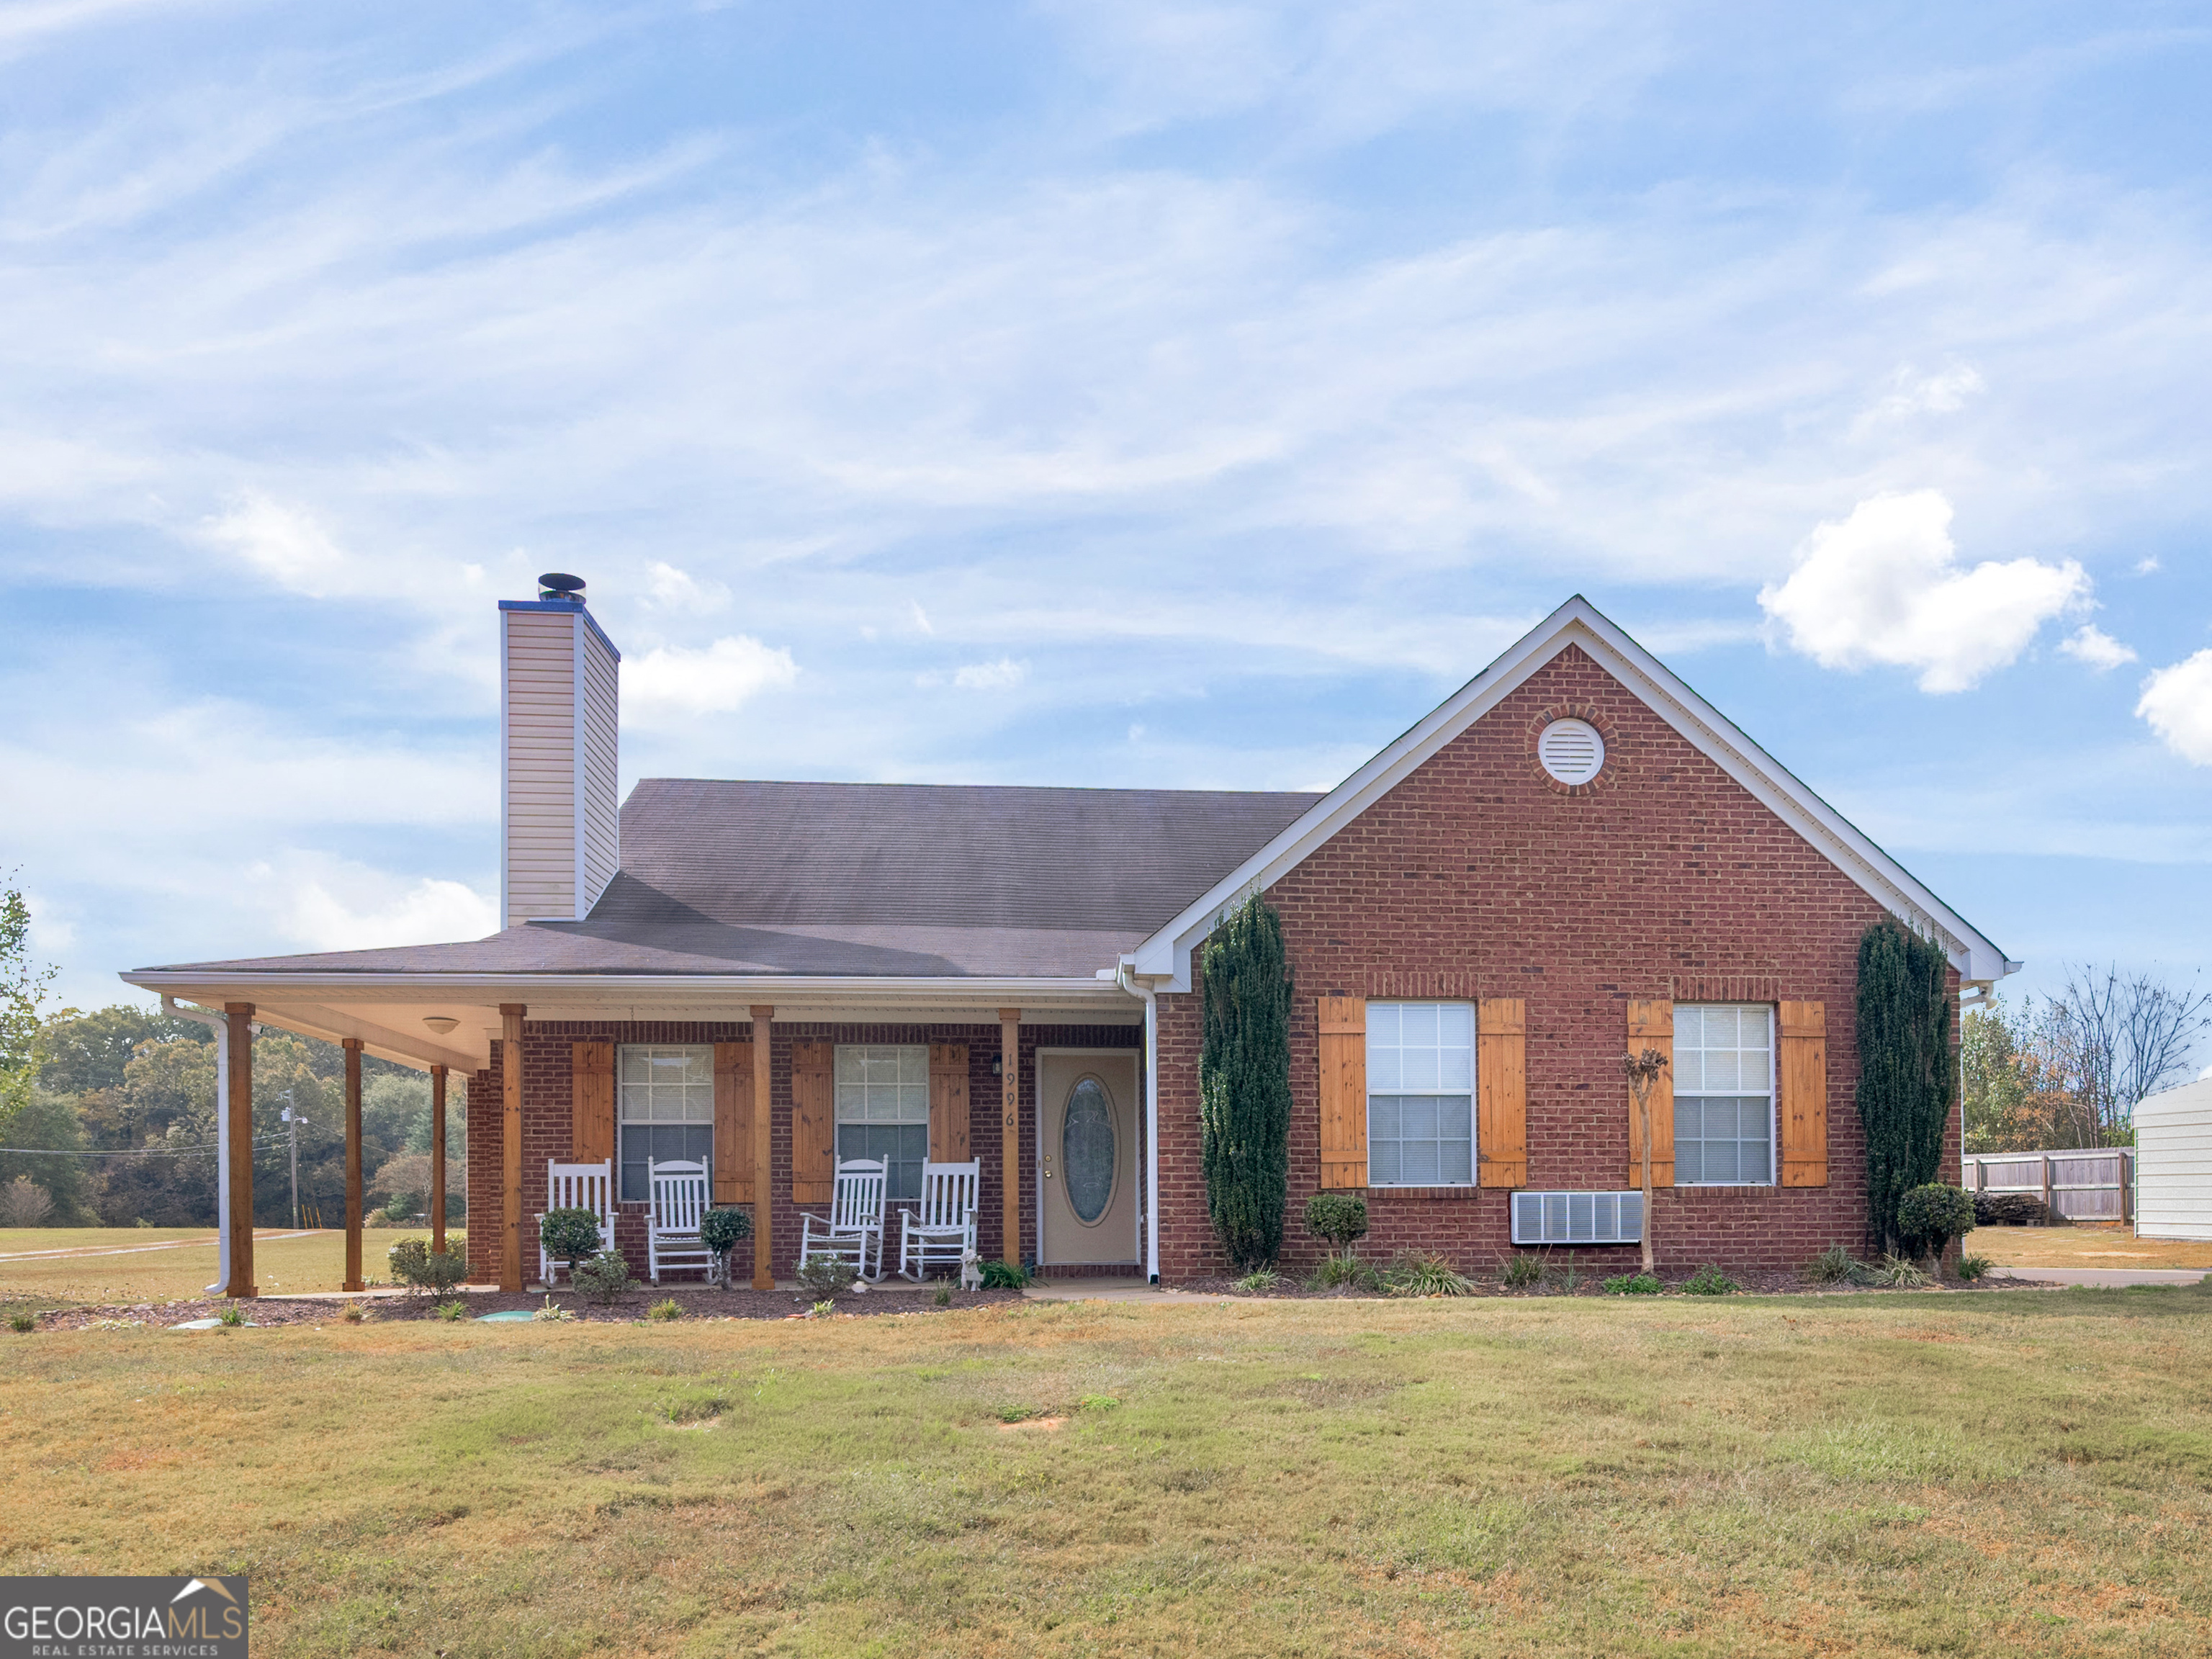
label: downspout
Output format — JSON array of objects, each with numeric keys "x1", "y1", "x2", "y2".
[
  {"x1": 1116, "y1": 959, "x2": 1160, "y2": 1283},
  {"x1": 162, "y1": 995, "x2": 231, "y2": 1296}
]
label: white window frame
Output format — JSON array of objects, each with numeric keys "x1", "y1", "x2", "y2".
[
  {"x1": 1672, "y1": 1004, "x2": 1776, "y2": 1187},
  {"x1": 616, "y1": 1043, "x2": 714, "y2": 1202},
  {"x1": 1364, "y1": 1000, "x2": 1477, "y2": 1188},
  {"x1": 833, "y1": 1043, "x2": 931, "y2": 1201}
]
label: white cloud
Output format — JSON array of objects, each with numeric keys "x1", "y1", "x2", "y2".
[
  {"x1": 2059, "y1": 624, "x2": 2137, "y2": 672},
  {"x1": 2137, "y1": 649, "x2": 2212, "y2": 765},
  {"x1": 197, "y1": 490, "x2": 354, "y2": 598},
  {"x1": 273, "y1": 869, "x2": 498, "y2": 952},
  {"x1": 624, "y1": 636, "x2": 799, "y2": 722},
  {"x1": 952, "y1": 657, "x2": 1028, "y2": 691},
  {"x1": 1858, "y1": 361, "x2": 1986, "y2": 428},
  {"x1": 2136, "y1": 556, "x2": 2162, "y2": 574},
  {"x1": 644, "y1": 561, "x2": 729, "y2": 613},
  {"x1": 909, "y1": 600, "x2": 935, "y2": 635},
  {"x1": 1758, "y1": 490, "x2": 2090, "y2": 693}
]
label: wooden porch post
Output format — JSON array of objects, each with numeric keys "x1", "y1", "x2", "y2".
[
  {"x1": 999, "y1": 1007, "x2": 1020, "y2": 1267},
  {"x1": 342, "y1": 1038, "x2": 365, "y2": 1290},
  {"x1": 751, "y1": 1006, "x2": 774, "y2": 1290},
  {"x1": 223, "y1": 1003, "x2": 257, "y2": 1298},
  {"x1": 501, "y1": 1004, "x2": 526, "y2": 1292},
  {"x1": 429, "y1": 1064, "x2": 448, "y2": 1256}
]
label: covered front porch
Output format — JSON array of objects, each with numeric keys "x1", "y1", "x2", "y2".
[{"x1": 113, "y1": 970, "x2": 1152, "y2": 1298}]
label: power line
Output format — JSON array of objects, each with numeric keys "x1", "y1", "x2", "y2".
[{"x1": 0, "y1": 1132, "x2": 294, "y2": 1160}]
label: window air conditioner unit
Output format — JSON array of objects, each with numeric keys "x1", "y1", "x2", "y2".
[{"x1": 1511, "y1": 1190, "x2": 1645, "y2": 1246}]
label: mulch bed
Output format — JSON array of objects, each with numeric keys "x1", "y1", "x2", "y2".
[
  {"x1": 20, "y1": 1282, "x2": 1024, "y2": 1331},
  {"x1": 1176, "y1": 1267, "x2": 2059, "y2": 1299}
]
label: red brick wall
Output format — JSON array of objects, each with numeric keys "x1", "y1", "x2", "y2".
[
  {"x1": 465, "y1": 1020, "x2": 1137, "y2": 1285},
  {"x1": 1154, "y1": 644, "x2": 1965, "y2": 1280}
]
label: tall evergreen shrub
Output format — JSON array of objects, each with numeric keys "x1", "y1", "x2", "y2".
[
  {"x1": 1856, "y1": 917, "x2": 1956, "y2": 1254},
  {"x1": 1200, "y1": 891, "x2": 1293, "y2": 1272}
]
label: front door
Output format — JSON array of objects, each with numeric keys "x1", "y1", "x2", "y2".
[{"x1": 1038, "y1": 1051, "x2": 1138, "y2": 1266}]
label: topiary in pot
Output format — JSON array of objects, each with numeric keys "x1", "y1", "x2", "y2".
[
  {"x1": 701, "y1": 1206, "x2": 753, "y2": 1290},
  {"x1": 540, "y1": 1208, "x2": 604, "y2": 1281},
  {"x1": 1896, "y1": 1182, "x2": 1976, "y2": 1268}
]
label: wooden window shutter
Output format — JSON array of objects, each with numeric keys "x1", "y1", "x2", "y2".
[
  {"x1": 1626, "y1": 999, "x2": 1676, "y2": 1188},
  {"x1": 791, "y1": 1040, "x2": 835, "y2": 1205},
  {"x1": 1476, "y1": 998, "x2": 1527, "y2": 1188},
  {"x1": 713, "y1": 1042, "x2": 753, "y2": 1205},
  {"x1": 1317, "y1": 996, "x2": 1367, "y2": 1190},
  {"x1": 1778, "y1": 1002, "x2": 1828, "y2": 1187},
  {"x1": 570, "y1": 1040, "x2": 614, "y2": 1165},
  {"x1": 929, "y1": 1043, "x2": 970, "y2": 1163}
]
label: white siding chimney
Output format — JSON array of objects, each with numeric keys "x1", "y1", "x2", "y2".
[{"x1": 500, "y1": 576, "x2": 621, "y2": 927}]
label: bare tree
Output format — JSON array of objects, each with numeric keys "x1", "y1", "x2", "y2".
[
  {"x1": 0, "y1": 1174, "x2": 53, "y2": 1227},
  {"x1": 2041, "y1": 966, "x2": 2212, "y2": 1147}
]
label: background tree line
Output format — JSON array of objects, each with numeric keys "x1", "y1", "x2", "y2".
[
  {"x1": 0, "y1": 1003, "x2": 466, "y2": 1228},
  {"x1": 1963, "y1": 966, "x2": 2211, "y2": 1154}
]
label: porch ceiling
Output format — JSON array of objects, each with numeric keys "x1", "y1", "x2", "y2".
[{"x1": 120, "y1": 971, "x2": 1141, "y2": 1073}]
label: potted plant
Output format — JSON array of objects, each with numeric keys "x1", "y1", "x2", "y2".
[{"x1": 701, "y1": 1206, "x2": 754, "y2": 1290}]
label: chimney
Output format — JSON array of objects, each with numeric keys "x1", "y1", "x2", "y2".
[{"x1": 499, "y1": 572, "x2": 621, "y2": 927}]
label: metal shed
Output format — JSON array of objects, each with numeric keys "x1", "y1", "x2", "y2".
[{"x1": 2136, "y1": 1078, "x2": 2212, "y2": 1242}]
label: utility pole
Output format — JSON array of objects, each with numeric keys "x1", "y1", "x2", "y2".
[{"x1": 279, "y1": 1092, "x2": 301, "y2": 1230}]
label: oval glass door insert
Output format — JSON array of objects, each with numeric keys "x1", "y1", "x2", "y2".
[{"x1": 1061, "y1": 1076, "x2": 1116, "y2": 1224}]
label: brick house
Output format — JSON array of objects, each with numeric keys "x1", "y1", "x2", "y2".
[{"x1": 124, "y1": 584, "x2": 2014, "y2": 1296}]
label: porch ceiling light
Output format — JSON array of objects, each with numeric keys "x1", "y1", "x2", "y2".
[{"x1": 423, "y1": 1016, "x2": 460, "y2": 1035}]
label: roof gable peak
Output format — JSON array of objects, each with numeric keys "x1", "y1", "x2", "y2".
[{"x1": 1129, "y1": 595, "x2": 2013, "y2": 990}]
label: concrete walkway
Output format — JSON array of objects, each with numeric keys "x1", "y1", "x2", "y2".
[{"x1": 1992, "y1": 1266, "x2": 2210, "y2": 1288}]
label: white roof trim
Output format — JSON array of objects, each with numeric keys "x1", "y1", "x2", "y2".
[
  {"x1": 119, "y1": 969, "x2": 1130, "y2": 1007},
  {"x1": 1131, "y1": 595, "x2": 2017, "y2": 992}
]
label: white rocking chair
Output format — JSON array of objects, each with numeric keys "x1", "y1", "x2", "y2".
[
  {"x1": 799, "y1": 1158, "x2": 887, "y2": 1282},
  {"x1": 536, "y1": 1159, "x2": 615, "y2": 1286},
  {"x1": 646, "y1": 1158, "x2": 716, "y2": 1283},
  {"x1": 899, "y1": 1159, "x2": 979, "y2": 1281}
]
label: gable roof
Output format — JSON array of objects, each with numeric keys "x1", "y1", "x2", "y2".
[
  {"x1": 1128, "y1": 595, "x2": 2018, "y2": 992},
  {"x1": 130, "y1": 781, "x2": 1321, "y2": 982}
]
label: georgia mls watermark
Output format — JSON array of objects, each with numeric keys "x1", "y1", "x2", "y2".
[{"x1": 1, "y1": 1577, "x2": 246, "y2": 1658}]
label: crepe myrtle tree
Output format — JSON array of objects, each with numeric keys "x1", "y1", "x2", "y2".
[{"x1": 1200, "y1": 890, "x2": 1294, "y2": 1273}]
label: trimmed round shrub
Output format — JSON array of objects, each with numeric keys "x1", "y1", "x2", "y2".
[
  {"x1": 1303, "y1": 1193, "x2": 1370, "y2": 1251},
  {"x1": 540, "y1": 1207, "x2": 604, "y2": 1270},
  {"x1": 1897, "y1": 1182, "x2": 1977, "y2": 1259}
]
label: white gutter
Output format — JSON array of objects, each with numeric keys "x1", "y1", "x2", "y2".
[
  {"x1": 120, "y1": 971, "x2": 1125, "y2": 1004},
  {"x1": 1115, "y1": 957, "x2": 1160, "y2": 1283},
  {"x1": 162, "y1": 996, "x2": 232, "y2": 1296}
]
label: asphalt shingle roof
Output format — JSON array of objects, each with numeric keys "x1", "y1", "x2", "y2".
[{"x1": 140, "y1": 779, "x2": 1323, "y2": 979}]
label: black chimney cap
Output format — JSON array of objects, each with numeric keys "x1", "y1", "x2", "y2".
[{"x1": 537, "y1": 572, "x2": 585, "y2": 600}]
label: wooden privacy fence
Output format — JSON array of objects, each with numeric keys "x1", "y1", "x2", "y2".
[{"x1": 1963, "y1": 1148, "x2": 2134, "y2": 1223}]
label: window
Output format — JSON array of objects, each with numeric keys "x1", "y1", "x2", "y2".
[
  {"x1": 835, "y1": 1044, "x2": 930, "y2": 1201},
  {"x1": 618, "y1": 1045, "x2": 713, "y2": 1202},
  {"x1": 1673, "y1": 1004, "x2": 1773, "y2": 1185},
  {"x1": 1367, "y1": 1002, "x2": 1475, "y2": 1185}
]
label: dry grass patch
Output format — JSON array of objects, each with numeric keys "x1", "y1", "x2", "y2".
[
  {"x1": 1974, "y1": 1225, "x2": 2212, "y2": 1271},
  {"x1": 4, "y1": 1288, "x2": 2212, "y2": 1655}
]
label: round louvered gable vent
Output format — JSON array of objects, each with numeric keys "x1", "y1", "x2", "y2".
[{"x1": 1538, "y1": 718, "x2": 1605, "y2": 785}]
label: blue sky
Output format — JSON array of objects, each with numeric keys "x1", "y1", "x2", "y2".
[{"x1": 2, "y1": 1, "x2": 2208, "y2": 1019}]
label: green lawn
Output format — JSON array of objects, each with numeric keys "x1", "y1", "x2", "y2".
[
  {"x1": 0, "y1": 1228, "x2": 459, "y2": 1304},
  {"x1": 4, "y1": 1288, "x2": 2209, "y2": 1656}
]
